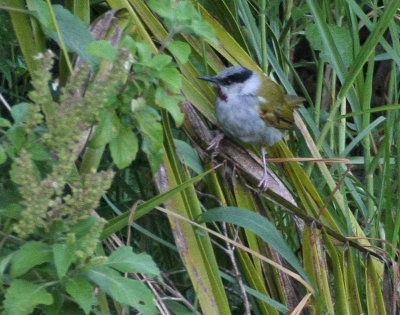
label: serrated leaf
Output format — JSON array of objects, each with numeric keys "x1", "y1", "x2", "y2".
[
  {"x1": 34, "y1": 4, "x2": 95, "y2": 64},
  {"x1": 27, "y1": 0, "x2": 52, "y2": 29},
  {"x1": 89, "y1": 110, "x2": 120, "y2": 148},
  {"x1": 27, "y1": 142, "x2": 50, "y2": 161},
  {"x1": 106, "y1": 246, "x2": 160, "y2": 276},
  {"x1": 11, "y1": 102, "x2": 30, "y2": 123},
  {"x1": 135, "y1": 42, "x2": 152, "y2": 63},
  {"x1": 86, "y1": 40, "x2": 118, "y2": 61},
  {"x1": 110, "y1": 127, "x2": 138, "y2": 169},
  {"x1": 4, "y1": 279, "x2": 53, "y2": 315},
  {"x1": 155, "y1": 87, "x2": 184, "y2": 126},
  {"x1": 86, "y1": 265, "x2": 157, "y2": 314},
  {"x1": 147, "y1": 54, "x2": 172, "y2": 69},
  {"x1": 53, "y1": 243, "x2": 76, "y2": 279},
  {"x1": 6, "y1": 126, "x2": 26, "y2": 151},
  {"x1": 157, "y1": 67, "x2": 182, "y2": 92},
  {"x1": 0, "y1": 117, "x2": 11, "y2": 128},
  {"x1": 66, "y1": 278, "x2": 94, "y2": 315},
  {"x1": 10, "y1": 241, "x2": 52, "y2": 278},
  {"x1": 148, "y1": 0, "x2": 173, "y2": 19},
  {"x1": 200, "y1": 207, "x2": 312, "y2": 286},
  {"x1": 190, "y1": 20, "x2": 217, "y2": 43},
  {"x1": 120, "y1": 35, "x2": 136, "y2": 55},
  {"x1": 167, "y1": 41, "x2": 191, "y2": 64},
  {"x1": 305, "y1": 23, "x2": 353, "y2": 67}
]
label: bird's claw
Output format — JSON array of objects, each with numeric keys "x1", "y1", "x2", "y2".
[
  {"x1": 258, "y1": 172, "x2": 270, "y2": 191},
  {"x1": 207, "y1": 131, "x2": 225, "y2": 151}
]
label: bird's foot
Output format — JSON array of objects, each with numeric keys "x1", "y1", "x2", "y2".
[
  {"x1": 258, "y1": 171, "x2": 270, "y2": 191},
  {"x1": 207, "y1": 131, "x2": 225, "y2": 151}
]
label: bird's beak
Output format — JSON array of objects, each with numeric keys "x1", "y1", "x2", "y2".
[{"x1": 198, "y1": 75, "x2": 219, "y2": 84}]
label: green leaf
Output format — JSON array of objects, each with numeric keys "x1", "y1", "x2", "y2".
[
  {"x1": 11, "y1": 103, "x2": 30, "y2": 123},
  {"x1": 200, "y1": 207, "x2": 312, "y2": 286},
  {"x1": 174, "y1": 139, "x2": 203, "y2": 174},
  {"x1": 147, "y1": 54, "x2": 172, "y2": 69},
  {"x1": 135, "y1": 42, "x2": 152, "y2": 63},
  {"x1": 155, "y1": 87, "x2": 184, "y2": 126},
  {"x1": 86, "y1": 40, "x2": 118, "y2": 61},
  {"x1": 0, "y1": 145, "x2": 7, "y2": 164},
  {"x1": 133, "y1": 106, "x2": 163, "y2": 173},
  {"x1": 120, "y1": 35, "x2": 137, "y2": 55},
  {"x1": 86, "y1": 265, "x2": 157, "y2": 314},
  {"x1": 105, "y1": 246, "x2": 160, "y2": 276},
  {"x1": 53, "y1": 243, "x2": 76, "y2": 279},
  {"x1": 66, "y1": 278, "x2": 94, "y2": 315},
  {"x1": 167, "y1": 41, "x2": 191, "y2": 64},
  {"x1": 6, "y1": 126, "x2": 26, "y2": 152},
  {"x1": 4, "y1": 279, "x2": 53, "y2": 315},
  {"x1": 110, "y1": 127, "x2": 138, "y2": 169},
  {"x1": 10, "y1": 241, "x2": 52, "y2": 278},
  {"x1": 165, "y1": 300, "x2": 195, "y2": 315},
  {"x1": 157, "y1": 67, "x2": 182, "y2": 92},
  {"x1": 0, "y1": 117, "x2": 12, "y2": 128},
  {"x1": 190, "y1": 20, "x2": 217, "y2": 43},
  {"x1": 88, "y1": 109, "x2": 120, "y2": 148},
  {"x1": 305, "y1": 23, "x2": 353, "y2": 67},
  {"x1": 148, "y1": 0, "x2": 173, "y2": 19},
  {"x1": 0, "y1": 253, "x2": 14, "y2": 286},
  {"x1": 33, "y1": 4, "x2": 95, "y2": 64},
  {"x1": 27, "y1": 142, "x2": 50, "y2": 161}
]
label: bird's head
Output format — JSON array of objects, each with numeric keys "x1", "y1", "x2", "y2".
[{"x1": 199, "y1": 66, "x2": 260, "y2": 99}]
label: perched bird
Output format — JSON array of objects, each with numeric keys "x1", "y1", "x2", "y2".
[{"x1": 199, "y1": 66, "x2": 304, "y2": 188}]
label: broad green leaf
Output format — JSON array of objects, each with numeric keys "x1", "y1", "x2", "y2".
[
  {"x1": 157, "y1": 67, "x2": 182, "y2": 92},
  {"x1": 148, "y1": 0, "x2": 173, "y2": 19},
  {"x1": 305, "y1": 23, "x2": 353, "y2": 67},
  {"x1": 53, "y1": 243, "x2": 76, "y2": 279},
  {"x1": 167, "y1": 41, "x2": 191, "y2": 64},
  {"x1": 4, "y1": 279, "x2": 53, "y2": 315},
  {"x1": 110, "y1": 127, "x2": 138, "y2": 169},
  {"x1": 174, "y1": 139, "x2": 203, "y2": 174},
  {"x1": 66, "y1": 278, "x2": 94, "y2": 315},
  {"x1": 0, "y1": 117, "x2": 12, "y2": 127},
  {"x1": 155, "y1": 87, "x2": 184, "y2": 126},
  {"x1": 106, "y1": 246, "x2": 160, "y2": 276},
  {"x1": 86, "y1": 40, "x2": 118, "y2": 61},
  {"x1": 147, "y1": 54, "x2": 172, "y2": 69},
  {"x1": 88, "y1": 109, "x2": 120, "y2": 148},
  {"x1": 0, "y1": 253, "x2": 14, "y2": 286},
  {"x1": 200, "y1": 207, "x2": 312, "y2": 286},
  {"x1": 27, "y1": 0, "x2": 52, "y2": 29},
  {"x1": 10, "y1": 241, "x2": 52, "y2": 278},
  {"x1": 0, "y1": 145, "x2": 6, "y2": 164},
  {"x1": 86, "y1": 265, "x2": 157, "y2": 314},
  {"x1": 11, "y1": 103, "x2": 30, "y2": 124},
  {"x1": 135, "y1": 42, "x2": 152, "y2": 63},
  {"x1": 27, "y1": 142, "x2": 50, "y2": 161},
  {"x1": 6, "y1": 126, "x2": 26, "y2": 152},
  {"x1": 134, "y1": 106, "x2": 163, "y2": 173},
  {"x1": 34, "y1": 4, "x2": 95, "y2": 64}
]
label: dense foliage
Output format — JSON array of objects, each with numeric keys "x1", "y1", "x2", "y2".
[{"x1": 0, "y1": 0, "x2": 399, "y2": 314}]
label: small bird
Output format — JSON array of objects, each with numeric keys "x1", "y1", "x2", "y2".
[{"x1": 199, "y1": 66, "x2": 304, "y2": 188}]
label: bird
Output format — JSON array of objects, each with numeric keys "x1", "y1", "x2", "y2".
[{"x1": 199, "y1": 66, "x2": 305, "y2": 189}]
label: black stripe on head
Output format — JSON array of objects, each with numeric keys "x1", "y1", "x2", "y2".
[{"x1": 219, "y1": 67, "x2": 252, "y2": 86}]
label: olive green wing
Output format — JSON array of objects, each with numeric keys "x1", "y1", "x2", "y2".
[{"x1": 257, "y1": 75, "x2": 304, "y2": 130}]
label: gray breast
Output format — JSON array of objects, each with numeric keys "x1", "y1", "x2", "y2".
[{"x1": 215, "y1": 95, "x2": 283, "y2": 145}]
